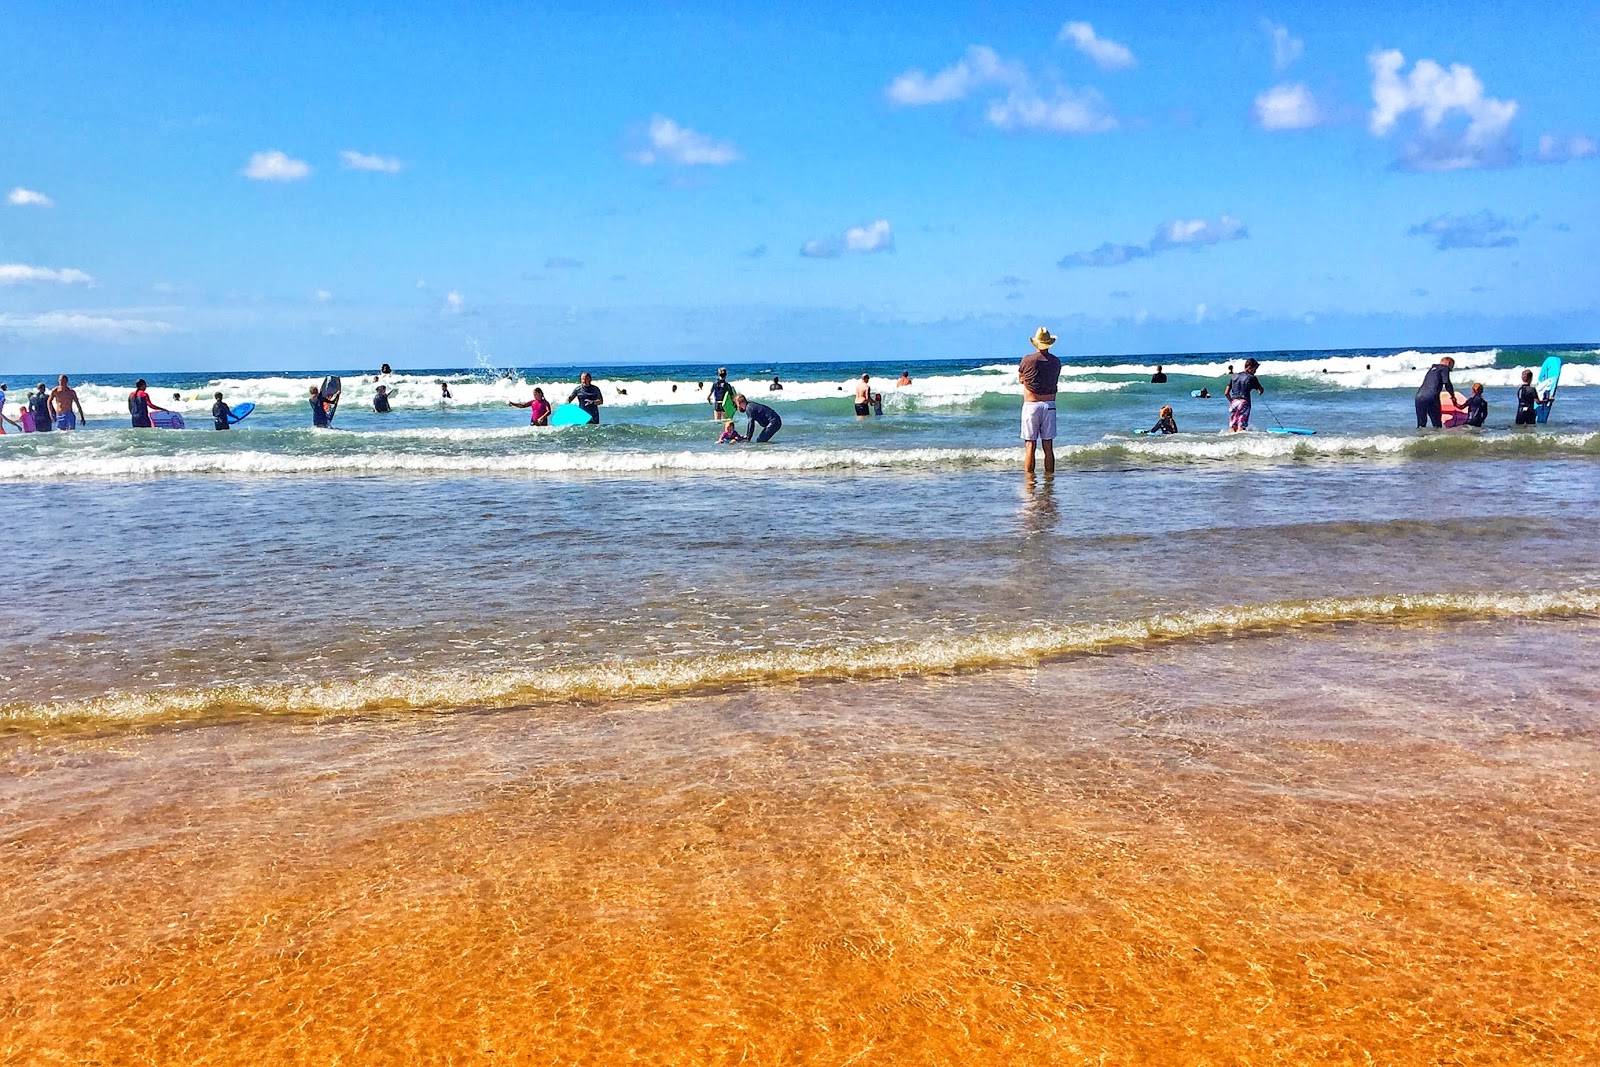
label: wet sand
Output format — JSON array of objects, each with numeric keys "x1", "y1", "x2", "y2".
[{"x1": 4, "y1": 618, "x2": 1599, "y2": 1065}]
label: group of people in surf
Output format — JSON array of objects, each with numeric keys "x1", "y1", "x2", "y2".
[
  {"x1": 0, "y1": 376, "x2": 88, "y2": 433},
  {"x1": 1412, "y1": 356, "x2": 1549, "y2": 429}
]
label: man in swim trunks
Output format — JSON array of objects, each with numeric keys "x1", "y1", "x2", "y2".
[
  {"x1": 1414, "y1": 356, "x2": 1455, "y2": 429},
  {"x1": 1225, "y1": 358, "x2": 1263, "y2": 432},
  {"x1": 49, "y1": 375, "x2": 87, "y2": 430},
  {"x1": 734, "y1": 394, "x2": 782, "y2": 442},
  {"x1": 853, "y1": 373, "x2": 872, "y2": 416},
  {"x1": 1019, "y1": 326, "x2": 1061, "y2": 474}
]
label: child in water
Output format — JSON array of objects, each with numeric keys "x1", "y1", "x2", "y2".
[
  {"x1": 509, "y1": 387, "x2": 551, "y2": 426},
  {"x1": 211, "y1": 391, "x2": 234, "y2": 430},
  {"x1": 1148, "y1": 405, "x2": 1178, "y2": 435},
  {"x1": 1515, "y1": 369, "x2": 1538, "y2": 425},
  {"x1": 1465, "y1": 383, "x2": 1488, "y2": 427},
  {"x1": 373, "y1": 385, "x2": 392, "y2": 413},
  {"x1": 718, "y1": 419, "x2": 743, "y2": 444}
]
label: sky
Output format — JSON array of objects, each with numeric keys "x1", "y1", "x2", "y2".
[{"x1": 1, "y1": 1, "x2": 1597, "y2": 372}]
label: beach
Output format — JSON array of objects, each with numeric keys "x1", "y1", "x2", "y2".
[{"x1": 2, "y1": 346, "x2": 1598, "y2": 1063}]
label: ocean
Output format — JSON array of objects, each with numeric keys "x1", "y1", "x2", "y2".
[{"x1": 3, "y1": 341, "x2": 1599, "y2": 1063}]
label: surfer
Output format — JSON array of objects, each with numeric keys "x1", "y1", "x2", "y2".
[
  {"x1": 568, "y1": 372, "x2": 604, "y2": 425},
  {"x1": 212, "y1": 392, "x2": 235, "y2": 430},
  {"x1": 1413, "y1": 356, "x2": 1456, "y2": 429},
  {"x1": 509, "y1": 387, "x2": 551, "y2": 426},
  {"x1": 128, "y1": 380, "x2": 169, "y2": 429},
  {"x1": 28, "y1": 384, "x2": 52, "y2": 433},
  {"x1": 707, "y1": 369, "x2": 736, "y2": 419},
  {"x1": 1150, "y1": 365, "x2": 1168, "y2": 384},
  {"x1": 733, "y1": 395, "x2": 781, "y2": 443},
  {"x1": 853, "y1": 373, "x2": 872, "y2": 417},
  {"x1": 1194, "y1": 388, "x2": 1211, "y2": 398},
  {"x1": 1225, "y1": 359, "x2": 1263, "y2": 433},
  {"x1": 1515, "y1": 369, "x2": 1539, "y2": 426},
  {"x1": 1019, "y1": 326, "x2": 1061, "y2": 475},
  {"x1": 1465, "y1": 383, "x2": 1488, "y2": 428},
  {"x1": 1148, "y1": 405, "x2": 1178, "y2": 435},
  {"x1": 49, "y1": 375, "x2": 87, "y2": 430},
  {"x1": 373, "y1": 385, "x2": 392, "y2": 413}
]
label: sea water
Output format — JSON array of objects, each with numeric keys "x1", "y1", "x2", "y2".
[{"x1": 3, "y1": 342, "x2": 1599, "y2": 1063}]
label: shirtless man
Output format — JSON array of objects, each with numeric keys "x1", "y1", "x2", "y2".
[
  {"x1": 1019, "y1": 327, "x2": 1061, "y2": 475},
  {"x1": 853, "y1": 373, "x2": 872, "y2": 417},
  {"x1": 49, "y1": 375, "x2": 87, "y2": 430}
]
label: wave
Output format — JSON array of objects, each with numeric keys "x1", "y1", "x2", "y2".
[
  {"x1": 1, "y1": 431, "x2": 1596, "y2": 481},
  {"x1": 6, "y1": 589, "x2": 1595, "y2": 732}
]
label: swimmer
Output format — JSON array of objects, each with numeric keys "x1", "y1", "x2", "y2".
[{"x1": 1148, "y1": 405, "x2": 1178, "y2": 435}]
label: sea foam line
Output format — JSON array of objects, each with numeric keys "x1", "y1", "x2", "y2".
[{"x1": 6, "y1": 590, "x2": 1596, "y2": 732}]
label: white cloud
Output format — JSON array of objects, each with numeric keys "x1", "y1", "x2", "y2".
[
  {"x1": 1535, "y1": 133, "x2": 1598, "y2": 164},
  {"x1": 313, "y1": 289, "x2": 333, "y2": 302},
  {"x1": 1254, "y1": 83, "x2": 1321, "y2": 130},
  {"x1": 844, "y1": 220, "x2": 894, "y2": 253},
  {"x1": 1263, "y1": 21, "x2": 1303, "y2": 72},
  {"x1": 1368, "y1": 50, "x2": 1517, "y2": 171},
  {"x1": 444, "y1": 290, "x2": 464, "y2": 313},
  {"x1": 0, "y1": 311, "x2": 176, "y2": 342},
  {"x1": 629, "y1": 116, "x2": 741, "y2": 166},
  {"x1": 7, "y1": 187, "x2": 53, "y2": 207},
  {"x1": 1059, "y1": 216, "x2": 1248, "y2": 268},
  {"x1": 1059, "y1": 22, "x2": 1135, "y2": 72},
  {"x1": 885, "y1": 45, "x2": 1022, "y2": 105},
  {"x1": 986, "y1": 87, "x2": 1117, "y2": 134},
  {"x1": 801, "y1": 220, "x2": 895, "y2": 258},
  {"x1": 340, "y1": 150, "x2": 403, "y2": 173},
  {"x1": 242, "y1": 150, "x2": 312, "y2": 181},
  {"x1": 1408, "y1": 210, "x2": 1526, "y2": 250},
  {"x1": 0, "y1": 264, "x2": 94, "y2": 285}
]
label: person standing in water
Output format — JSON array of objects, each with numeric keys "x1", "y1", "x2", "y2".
[
  {"x1": 309, "y1": 385, "x2": 335, "y2": 428},
  {"x1": 1514, "y1": 369, "x2": 1539, "y2": 426},
  {"x1": 211, "y1": 392, "x2": 235, "y2": 430},
  {"x1": 1019, "y1": 326, "x2": 1061, "y2": 475},
  {"x1": 1150, "y1": 365, "x2": 1168, "y2": 383},
  {"x1": 28, "y1": 384, "x2": 52, "y2": 432},
  {"x1": 853, "y1": 373, "x2": 873, "y2": 417},
  {"x1": 1414, "y1": 356, "x2": 1456, "y2": 429},
  {"x1": 568, "y1": 372, "x2": 604, "y2": 424},
  {"x1": 1225, "y1": 359, "x2": 1263, "y2": 432},
  {"x1": 373, "y1": 385, "x2": 392, "y2": 413},
  {"x1": 707, "y1": 368, "x2": 736, "y2": 419},
  {"x1": 734, "y1": 394, "x2": 782, "y2": 443},
  {"x1": 509, "y1": 387, "x2": 551, "y2": 426},
  {"x1": 0, "y1": 385, "x2": 20, "y2": 433},
  {"x1": 1465, "y1": 383, "x2": 1488, "y2": 428},
  {"x1": 50, "y1": 375, "x2": 87, "y2": 430}
]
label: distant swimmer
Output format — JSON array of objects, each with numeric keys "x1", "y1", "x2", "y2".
[
  {"x1": 718, "y1": 419, "x2": 743, "y2": 444},
  {"x1": 509, "y1": 386, "x2": 551, "y2": 426},
  {"x1": 1414, "y1": 356, "x2": 1456, "y2": 429},
  {"x1": 211, "y1": 392, "x2": 235, "y2": 430},
  {"x1": 568, "y1": 372, "x2": 604, "y2": 424},
  {"x1": 373, "y1": 385, "x2": 392, "y2": 413},
  {"x1": 1515, "y1": 369, "x2": 1538, "y2": 426},
  {"x1": 49, "y1": 376, "x2": 87, "y2": 430},
  {"x1": 769, "y1": 375, "x2": 784, "y2": 391},
  {"x1": 1148, "y1": 405, "x2": 1178, "y2": 435},
  {"x1": 1150, "y1": 365, "x2": 1168, "y2": 384},
  {"x1": 378, "y1": 363, "x2": 393, "y2": 380},
  {"x1": 734, "y1": 395, "x2": 781, "y2": 442},
  {"x1": 707, "y1": 368, "x2": 736, "y2": 419},
  {"x1": 1225, "y1": 358, "x2": 1263, "y2": 433},
  {"x1": 1465, "y1": 383, "x2": 1488, "y2": 428},
  {"x1": 853, "y1": 373, "x2": 872, "y2": 416},
  {"x1": 1019, "y1": 326, "x2": 1061, "y2": 475},
  {"x1": 440, "y1": 381, "x2": 453, "y2": 400},
  {"x1": 896, "y1": 371, "x2": 912, "y2": 386}
]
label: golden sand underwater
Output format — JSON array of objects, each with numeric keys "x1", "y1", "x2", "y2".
[{"x1": 4, "y1": 617, "x2": 1598, "y2": 1065}]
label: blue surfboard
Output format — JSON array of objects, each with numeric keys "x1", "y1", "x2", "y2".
[
  {"x1": 549, "y1": 403, "x2": 594, "y2": 427},
  {"x1": 1267, "y1": 427, "x2": 1316, "y2": 435},
  {"x1": 227, "y1": 402, "x2": 255, "y2": 424},
  {"x1": 1534, "y1": 356, "x2": 1562, "y2": 424}
]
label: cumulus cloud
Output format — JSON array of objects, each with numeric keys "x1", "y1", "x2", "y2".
[
  {"x1": 1058, "y1": 216, "x2": 1248, "y2": 268},
  {"x1": 1535, "y1": 134, "x2": 1598, "y2": 164},
  {"x1": 1254, "y1": 83, "x2": 1321, "y2": 130},
  {"x1": 0, "y1": 311, "x2": 176, "y2": 342},
  {"x1": 629, "y1": 116, "x2": 740, "y2": 166},
  {"x1": 986, "y1": 86, "x2": 1117, "y2": 134},
  {"x1": 242, "y1": 150, "x2": 312, "y2": 181},
  {"x1": 340, "y1": 150, "x2": 403, "y2": 172},
  {"x1": 1263, "y1": 21, "x2": 1303, "y2": 72},
  {"x1": 1407, "y1": 210, "x2": 1526, "y2": 250},
  {"x1": 885, "y1": 45, "x2": 1021, "y2": 105},
  {"x1": 444, "y1": 290, "x2": 464, "y2": 313},
  {"x1": 801, "y1": 220, "x2": 894, "y2": 258},
  {"x1": 1059, "y1": 22, "x2": 1135, "y2": 71},
  {"x1": 0, "y1": 264, "x2": 94, "y2": 285},
  {"x1": 1368, "y1": 50, "x2": 1517, "y2": 171},
  {"x1": 7, "y1": 187, "x2": 53, "y2": 207},
  {"x1": 544, "y1": 257, "x2": 583, "y2": 269}
]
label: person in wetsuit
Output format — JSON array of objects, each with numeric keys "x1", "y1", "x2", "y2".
[
  {"x1": 28, "y1": 384, "x2": 51, "y2": 432},
  {"x1": 309, "y1": 385, "x2": 334, "y2": 427},
  {"x1": 734, "y1": 394, "x2": 781, "y2": 442},
  {"x1": 707, "y1": 368, "x2": 736, "y2": 419},
  {"x1": 1464, "y1": 383, "x2": 1488, "y2": 428},
  {"x1": 568, "y1": 372, "x2": 604, "y2": 424},
  {"x1": 128, "y1": 379, "x2": 168, "y2": 428},
  {"x1": 1150, "y1": 365, "x2": 1168, "y2": 383},
  {"x1": 1514, "y1": 369, "x2": 1539, "y2": 426},
  {"x1": 1414, "y1": 356, "x2": 1456, "y2": 428},
  {"x1": 1148, "y1": 405, "x2": 1178, "y2": 435},
  {"x1": 373, "y1": 385, "x2": 392, "y2": 413},
  {"x1": 212, "y1": 392, "x2": 234, "y2": 430}
]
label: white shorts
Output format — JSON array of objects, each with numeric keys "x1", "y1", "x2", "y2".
[{"x1": 1021, "y1": 400, "x2": 1057, "y2": 442}]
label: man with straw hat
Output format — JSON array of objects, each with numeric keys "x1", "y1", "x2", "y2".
[{"x1": 1019, "y1": 326, "x2": 1062, "y2": 474}]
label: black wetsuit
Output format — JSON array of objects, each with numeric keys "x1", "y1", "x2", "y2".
[
  {"x1": 1150, "y1": 372, "x2": 1167, "y2": 383},
  {"x1": 1515, "y1": 384, "x2": 1539, "y2": 425},
  {"x1": 1148, "y1": 415, "x2": 1178, "y2": 435},
  {"x1": 212, "y1": 401, "x2": 233, "y2": 430},
  {"x1": 1415, "y1": 364, "x2": 1454, "y2": 428},
  {"x1": 311, "y1": 396, "x2": 332, "y2": 428},
  {"x1": 1464, "y1": 395, "x2": 1488, "y2": 427},
  {"x1": 28, "y1": 392, "x2": 51, "y2": 431},
  {"x1": 373, "y1": 392, "x2": 391, "y2": 413},
  {"x1": 708, "y1": 379, "x2": 735, "y2": 411},
  {"x1": 743, "y1": 400, "x2": 782, "y2": 443},
  {"x1": 568, "y1": 383, "x2": 603, "y2": 424},
  {"x1": 128, "y1": 390, "x2": 153, "y2": 428}
]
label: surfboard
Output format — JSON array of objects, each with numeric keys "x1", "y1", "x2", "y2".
[
  {"x1": 150, "y1": 410, "x2": 186, "y2": 430},
  {"x1": 1267, "y1": 427, "x2": 1316, "y2": 435},
  {"x1": 549, "y1": 403, "x2": 593, "y2": 427},
  {"x1": 227, "y1": 402, "x2": 255, "y2": 424},
  {"x1": 722, "y1": 393, "x2": 738, "y2": 420},
  {"x1": 1440, "y1": 390, "x2": 1468, "y2": 429},
  {"x1": 319, "y1": 375, "x2": 342, "y2": 426},
  {"x1": 1534, "y1": 356, "x2": 1562, "y2": 424},
  {"x1": 1189, "y1": 389, "x2": 1213, "y2": 398}
]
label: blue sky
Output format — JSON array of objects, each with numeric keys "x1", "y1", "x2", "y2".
[{"x1": 2, "y1": 1, "x2": 1597, "y2": 372}]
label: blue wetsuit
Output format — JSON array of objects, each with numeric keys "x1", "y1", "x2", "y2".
[{"x1": 743, "y1": 400, "x2": 782, "y2": 443}]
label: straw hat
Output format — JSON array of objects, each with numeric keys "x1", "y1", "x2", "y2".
[{"x1": 1030, "y1": 326, "x2": 1057, "y2": 350}]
